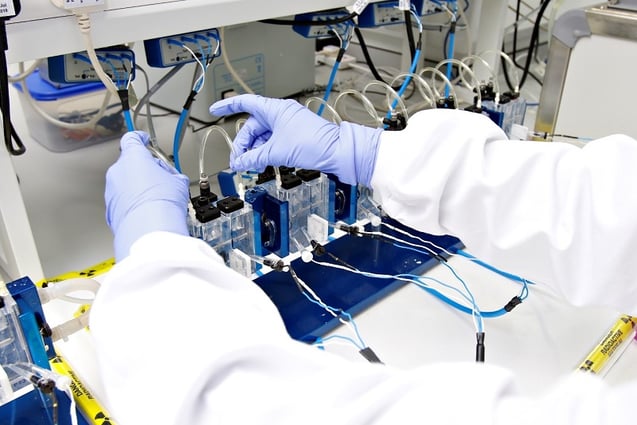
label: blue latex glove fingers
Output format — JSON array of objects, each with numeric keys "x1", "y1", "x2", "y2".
[
  {"x1": 211, "y1": 94, "x2": 286, "y2": 126},
  {"x1": 211, "y1": 94, "x2": 339, "y2": 171},
  {"x1": 105, "y1": 131, "x2": 190, "y2": 261},
  {"x1": 230, "y1": 115, "x2": 272, "y2": 169},
  {"x1": 210, "y1": 94, "x2": 384, "y2": 186}
]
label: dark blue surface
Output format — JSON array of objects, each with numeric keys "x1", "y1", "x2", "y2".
[
  {"x1": 7, "y1": 277, "x2": 54, "y2": 366},
  {"x1": 254, "y1": 219, "x2": 462, "y2": 342},
  {"x1": 0, "y1": 388, "x2": 90, "y2": 425},
  {"x1": 2, "y1": 277, "x2": 91, "y2": 425}
]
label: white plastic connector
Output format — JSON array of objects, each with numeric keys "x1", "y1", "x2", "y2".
[
  {"x1": 50, "y1": 312, "x2": 90, "y2": 342},
  {"x1": 37, "y1": 278, "x2": 100, "y2": 305},
  {"x1": 369, "y1": 214, "x2": 382, "y2": 227},
  {"x1": 301, "y1": 250, "x2": 313, "y2": 263}
]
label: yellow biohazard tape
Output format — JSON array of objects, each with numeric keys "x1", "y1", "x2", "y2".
[
  {"x1": 36, "y1": 258, "x2": 115, "y2": 288},
  {"x1": 50, "y1": 355, "x2": 117, "y2": 425}
]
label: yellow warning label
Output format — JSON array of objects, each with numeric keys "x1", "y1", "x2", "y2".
[
  {"x1": 37, "y1": 258, "x2": 115, "y2": 287},
  {"x1": 50, "y1": 355, "x2": 117, "y2": 425}
]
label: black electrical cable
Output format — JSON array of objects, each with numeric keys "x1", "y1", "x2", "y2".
[
  {"x1": 512, "y1": 0, "x2": 522, "y2": 67},
  {"x1": 501, "y1": 0, "x2": 521, "y2": 92},
  {"x1": 353, "y1": 26, "x2": 389, "y2": 84},
  {"x1": 404, "y1": 10, "x2": 416, "y2": 63},
  {"x1": 0, "y1": 14, "x2": 25, "y2": 155},
  {"x1": 517, "y1": 0, "x2": 552, "y2": 89}
]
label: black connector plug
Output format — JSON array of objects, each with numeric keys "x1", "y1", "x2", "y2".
[
  {"x1": 1, "y1": 1, "x2": 25, "y2": 156},
  {"x1": 504, "y1": 296, "x2": 522, "y2": 312},
  {"x1": 263, "y1": 258, "x2": 287, "y2": 272},
  {"x1": 117, "y1": 88, "x2": 131, "y2": 113},
  {"x1": 382, "y1": 113, "x2": 407, "y2": 131},
  {"x1": 359, "y1": 347, "x2": 383, "y2": 364},
  {"x1": 310, "y1": 240, "x2": 326, "y2": 256},
  {"x1": 475, "y1": 332, "x2": 485, "y2": 363}
]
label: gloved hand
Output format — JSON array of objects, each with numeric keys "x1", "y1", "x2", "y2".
[
  {"x1": 209, "y1": 94, "x2": 383, "y2": 186},
  {"x1": 105, "y1": 131, "x2": 190, "y2": 262}
]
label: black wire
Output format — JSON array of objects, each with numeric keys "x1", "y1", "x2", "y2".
[
  {"x1": 0, "y1": 22, "x2": 25, "y2": 155},
  {"x1": 518, "y1": 0, "x2": 552, "y2": 89},
  {"x1": 404, "y1": 10, "x2": 416, "y2": 63},
  {"x1": 501, "y1": 0, "x2": 521, "y2": 92},
  {"x1": 353, "y1": 26, "x2": 388, "y2": 84},
  {"x1": 513, "y1": 0, "x2": 521, "y2": 67}
]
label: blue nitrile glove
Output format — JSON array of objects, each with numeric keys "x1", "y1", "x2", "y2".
[
  {"x1": 105, "y1": 131, "x2": 190, "y2": 262},
  {"x1": 209, "y1": 94, "x2": 383, "y2": 186}
]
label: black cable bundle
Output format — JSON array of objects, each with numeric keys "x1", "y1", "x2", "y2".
[
  {"x1": 0, "y1": 0, "x2": 25, "y2": 155},
  {"x1": 503, "y1": 0, "x2": 552, "y2": 91}
]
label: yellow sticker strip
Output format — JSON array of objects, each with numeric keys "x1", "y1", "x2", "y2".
[
  {"x1": 36, "y1": 258, "x2": 115, "y2": 287},
  {"x1": 50, "y1": 355, "x2": 117, "y2": 425}
]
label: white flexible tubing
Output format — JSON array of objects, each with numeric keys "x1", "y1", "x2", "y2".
[
  {"x1": 75, "y1": 13, "x2": 119, "y2": 96},
  {"x1": 199, "y1": 125, "x2": 234, "y2": 177},
  {"x1": 304, "y1": 97, "x2": 343, "y2": 124},
  {"x1": 434, "y1": 58, "x2": 482, "y2": 108},
  {"x1": 18, "y1": 63, "x2": 113, "y2": 130},
  {"x1": 390, "y1": 72, "x2": 436, "y2": 109},
  {"x1": 38, "y1": 278, "x2": 100, "y2": 304},
  {"x1": 9, "y1": 60, "x2": 42, "y2": 83},
  {"x1": 333, "y1": 89, "x2": 382, "y2": 127},
  {"x1": 460, "y1": 54, "x2": 501, "y2": 104},
  {"x1": 219, "y1": 27, "x2": 254, "y2": 95},
  {"x1": 362, "y1": 80, "x2": 409, "y2": 121},
  {"x1": 418, "y1": 67, "x2": 458, "y2": 107}
]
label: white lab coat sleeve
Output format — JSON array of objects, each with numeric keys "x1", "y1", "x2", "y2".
[
  {"x1": 371, "y1": 108, "x2": 637, "y2": 316},
  {"x1": 90, "y1": 232, "x2": 637, "y2": 425}
]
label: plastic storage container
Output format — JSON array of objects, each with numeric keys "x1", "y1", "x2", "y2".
[{"x1": 14, "y1": 70, "x2": 125, "y2": 152}]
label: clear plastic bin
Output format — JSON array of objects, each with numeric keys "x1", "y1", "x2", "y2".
[{"x1": 14, "y1": 70, "x2": 125, "y2": 152}]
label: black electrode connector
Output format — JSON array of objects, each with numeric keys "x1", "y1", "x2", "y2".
[
  {"x1": 479, "y1": 82, "x2": 495, "y2": 102},
  {"x1": 337, "y1": 224, "x2": 361, "y2": 236},
  {"x1": 464, "y1": 104, "x2": 483, "y2": 114},
  {"x1": 263, "y1": 258, "x2": 287, "y2": 272},
  {"x1": 296, "y1": 169, "x2": 321, "y2": 182},
  {"x1": 280, "y1": 173, "x2": 302, "y2": 190},
  {"x1": 382, "y1": 113, "x2": 407, "y2": 131},
  {"x1": 310, "y1": 240, "x2": 326, "y2": 256},
  {"x1": 359, "y1": 347, "x2": 383, "y2": 364},
  {"x1": 504, "y1": 296, "x2": 522, "y2": 312},
  {"x1": 256, "y1": 166, "x2": 277, "y2": 184},
  {"x1": 449, "y1": 19, "x2": 457, "y2": 35},
  {"x1": 475, "y1": 332, "x2": 485, "y2": 363},
  {"x1": 436, "y1": 96, "x2": 456, "y2": 109},
  {"x1": 30, "y1": 376, "x2": 55, "y2": 394},
  {"x1": 217, "y1": 196, "x2": 244, "y2": 213},
  {"x1": 278, "y1": 166, "x2": 295, "y2": 176},
  {"x1": 499, "y1": 91, "x2": 520, "y2": 104},
  {"x1": 117, "y1": 89, "x2": 130, "y2": 111},
  {"x1": 198, "y1": 178, "x2": 212, "y2": 198},
  {"x1": 194, "y1": 205, "x2": 221, "y2": 223},
  {"x1": 183, "y1": 90, "x2": 198, "y2": 110}
]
